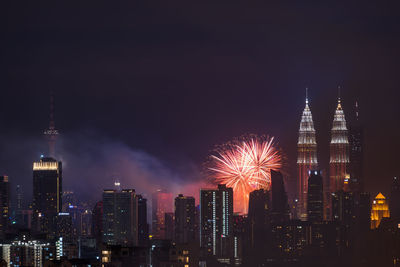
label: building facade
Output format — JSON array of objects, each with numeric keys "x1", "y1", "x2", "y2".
[
  {"x1": 102, "y1": 189, "x2": 138, "y2": 246},
  {"x1": 137, "y1": 195, "x2": 149, "y2": 247},
  {"x1": 307, "y1": 170, "x2": 323, "y2": 222},
  {"x1": 32, "y1": 157, "x2": 62, "y2": 237},
  {"x1": 175, "y1": 194, "x2": 196, "y2": 244},
  {"x1": 200, "y1": 184, "x2": 233, "y2": 258}
]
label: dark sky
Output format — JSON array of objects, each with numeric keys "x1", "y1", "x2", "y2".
[{"x1": 1, "y1": 2, "x2": 400, "y2": 203}]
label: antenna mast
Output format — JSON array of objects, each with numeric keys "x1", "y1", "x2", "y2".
[{"x1": 44, "y1": 90, "x2": 59, "y2": 157}]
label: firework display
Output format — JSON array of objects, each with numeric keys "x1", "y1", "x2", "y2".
[{"x1": 207, "y1": 135, "x2": 283, "y2": 213}]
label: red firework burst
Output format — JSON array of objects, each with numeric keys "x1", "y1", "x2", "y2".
[{"x1": 207, "y1": 135, "x2": 283, "y2": 213}]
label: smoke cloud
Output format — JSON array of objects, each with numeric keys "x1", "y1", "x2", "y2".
[{"x1": 0, "y1": 130, "x2": 211, "y2": 208}]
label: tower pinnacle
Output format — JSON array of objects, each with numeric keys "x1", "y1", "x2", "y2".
[
  {"x1": 305, "y1": 87, "x2": 309, "y2": 105},
  {"x1": 337, "y1": 86, "x2": 342, "y2": 108}
]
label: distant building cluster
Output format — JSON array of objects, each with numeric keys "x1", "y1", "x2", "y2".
[{"x1": 0, "y1": 93, "x2": 399, "y2": 267}]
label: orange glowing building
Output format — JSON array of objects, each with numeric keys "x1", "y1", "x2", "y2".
[{"x1": 370, "y1": 192, "x2": 390, "y2": 229}]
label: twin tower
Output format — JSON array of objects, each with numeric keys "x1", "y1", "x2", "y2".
[{"x1": 297, "y1": 90, "x2": 351, "y2": 220}]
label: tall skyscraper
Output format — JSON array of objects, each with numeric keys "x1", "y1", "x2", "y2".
[
  {"x1": 32, "y1": 157, "x2": 62, "y2": 236},
  {"x1": 175, "y1": 194, "x2": 196, "y2": 244},
  {"x1": 349, "y1": 101, "x2": 364, "y2": 192},
  {"x1": 328, "y1": 95, "x2": 349, "y2": 219},
  {"x1": 92, "y1": 201, "x2": 103, "y2": 247},
  {"x1": 370, "y1": 192, "x2": 390, "y2": 229},
  {"x1": 297, "y1": 90, "x2": 318, "y2": 221},
  {"x1": 307, "y1": 170, "x2": 323, "y2": 222},
  {"x1": 0, "y1": 176, "x2": 10, "y2": 238},
  {"x1": 152, "y1": 190, "x2": 173, "y2": 239},
  {"x1": 247, "y1": 188, "x2": 270, "y2": 265},
  {"x1": 270, "y1": 170, "x2": 290, "y2": 223},
  {"x1": 200, "y1": 184, "x2": 233, "y2": 258},
  {"x1": 248, "y1": 189, "x2": 270, "y2": 247},
  {"x1": 102, "y1": 189, "x2": 138, "y2": 246},
  {"x1": 137, "y1": 195, "x2": 149, "y2": 246}
]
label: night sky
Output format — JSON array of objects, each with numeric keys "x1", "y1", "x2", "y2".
[{"x1": 1, "y1": 2, "x2": 400, "y2": 203}]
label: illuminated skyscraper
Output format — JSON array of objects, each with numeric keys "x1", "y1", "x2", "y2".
[
  {"x1": 32, "y1": 157, "x2": 62, "y2": 236},
  {"x1": 0, "y1": 176, "x2": 10, "y2": 239},
  {"x1": 102, "y1": 189, "x2": 138, "y2": 246},
  {"x1": 152, "y1": 190, "x2": 173, "y2": 239},
  {"x1": 200, "y1": 184, "x2": 233, "y2": 258},
  {"x1": 328, "y1": 95, "x2": 349, "y2": 219},
  {"x1": 370, "y1": 193, "x2": 390, "y2": 229},
  {"x1": 297, "y1": 90, "x2": 318, "y2": 220}
]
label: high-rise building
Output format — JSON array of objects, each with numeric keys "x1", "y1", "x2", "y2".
[
  {"x1": 175, "y1": 194, "x2": 196, "y2": 244},
  {"x1": 307, "y1": 170, "x2": 323, "y2": 222},
  {"x1": 270, "y1": 170, "x2": 290, "y2": 224},
  {"x1": 349, "y1": 101, "x2": 364, "y2": 192},
  {"x1": 328, "y1": 96, "x2": 349, "y2": 219},
  {"x1": 247, "y1": 189, "x2": 270, "y2": 248},
  {"x1": 56, "y1": 212, "x2": 74, "y2": 243},
  {"x1": 370, "y1": 192, "x2": 390, "y2": 229},
  {"x1": 0, "y1": 176, "x2": 10, "y2": 238},
  {"x1": 32, "y1": 157, "x2": 62, "y2": 237},
  {"x1": 200, "y1": 184, "x2": 233, "y2": 258},
  {"x1": 102, "y1": 189, "x2": 138, "y2": 246},
  {"x1": 246, "y1": 189, "x2": 270, "y2": 265},
  {"x1": 390, "y1": 177, "x2": 400, "y2": 222},
  {"x1": 92, "y1": 201, "x2": 103, "y2": 247},
  {"x1": 152, "y1": 190, "x2": 173, "y2": 239},
  {"x1": 297, "y1": 90, "x2": 318, "y2": 220},
  {"x1": 137, "y1": 195, "x2": 149, "y2": 246}
]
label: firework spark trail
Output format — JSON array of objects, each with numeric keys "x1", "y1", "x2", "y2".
[{"x1": 207, "y1": 136, "x2": 283, "y2": 214}]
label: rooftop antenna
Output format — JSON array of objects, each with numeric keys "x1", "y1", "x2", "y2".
[{"x1": 44, "y1": 90, "x2": 59, "y2": 158}]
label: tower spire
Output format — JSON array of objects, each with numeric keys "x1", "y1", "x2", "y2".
[
  {"x1": 337, "y1": 86, "x2": 342, "y2": 109},
  {"x1": 305, "y1": 87, "x2": 309, "y2": 105},
  {"x1": 44, "y1": 90, "x2": 59, "y2": 157}
]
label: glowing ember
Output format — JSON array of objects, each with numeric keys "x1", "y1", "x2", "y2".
[{"x1": 207, "y1": 135, "x2": 283, "y2": 214}]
